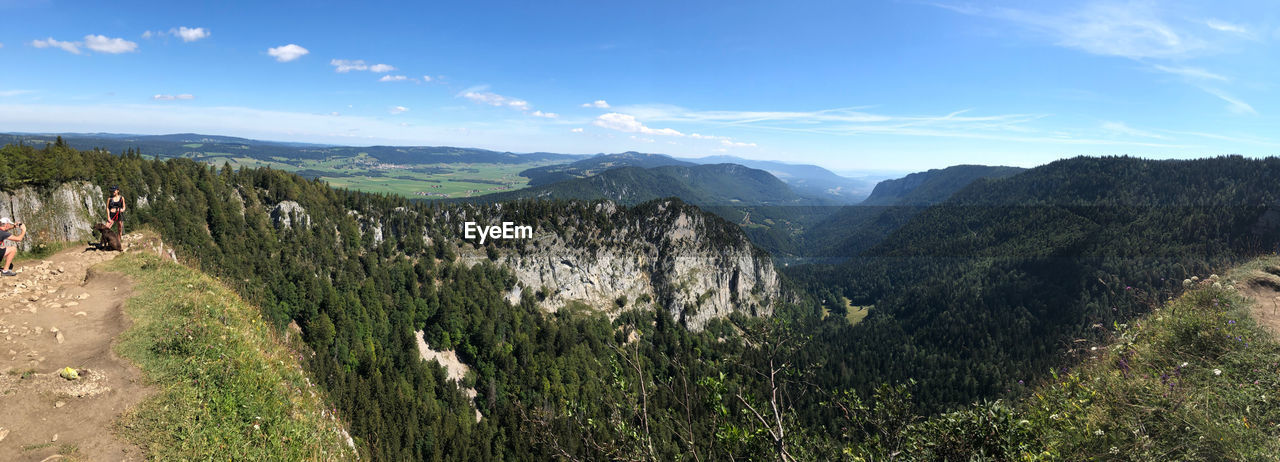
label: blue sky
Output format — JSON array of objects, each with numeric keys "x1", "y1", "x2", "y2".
[{"x1": 1, "y1": 0, "x2": 1278, "y2": 172}]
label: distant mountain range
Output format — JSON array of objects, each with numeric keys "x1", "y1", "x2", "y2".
[
  {"x1": 519, "y1": 152, "x2": 695, "y2": 186},
  {"x1": 860, "y1": 164, "x2": 1025, "y2": 206},
  {"x1": 520, "y1": 152, "x2": 872, "y2": 204},
  {"x1": 801, "y1": 165, "x2": 1025, "y2": 259},
  {"x1": 0, "y1": 133, "x2": 587, "y2": 165},
  {"x1": 687, "y1": 155, "x2": 877, "y2": 202},
  {"x1": 480, "y1": 163, "x2": 820, "y2": 206}
]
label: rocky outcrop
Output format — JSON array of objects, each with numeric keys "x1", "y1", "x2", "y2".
[
  {"x1": 270, "y1": 201, "x2": 310, "y2": 230},
  {"x1": 461, "y1": 199, "x2": 781, "y2": 330},
  {"x1": 0, "y1": 182, "x2": 105, "y2": 250}
]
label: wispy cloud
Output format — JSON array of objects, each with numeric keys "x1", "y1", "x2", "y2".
[
  {"x1": 0, "y1": 90, "x2": 33, "y2": 97},
  {"x1": 531, "y1": 110, "x2": 558, "y2": 119},
  {"x1": 1101, "y1": 121, "x2": 1166, "y2": 139},
  {"x1": 593, "y1": 113, "x2": 683, "y2": 136},
  {"x1": 614, "y1": 103, "x2": 1193, "y2": 149},
  {"x1": 378, "y1": 75, "x2": 409, "y2": 82},
  {"x1": 571, "y1": 127, "x2": 584, "y2": 133},
  {"x1": 267, "y1": 44, "x2": 308, "y2": 62},
  {"x1": 1150, "y1": 64, "x2": 1227, "y2": 82},
  {"x1": 1205, "y1": 19, "x2": 1249, "y2": 36},
  {"x1": 459, "y1": 88, "x2": 531, "y2": 111},
  {"x1": 581, "y1": 100, "x2": 610, "y2": 109},
  {"x1": 330, "y1": 59, "x2": 395, "y2": 73},
  {"x1": 934, "y1": 2, "x2": 1203, "y2": 59},
  {"x1": 1203, "y1": 88, "x2": 1257, "y2": 115},
  {"x1": 389, "y1": 106, "x2": 409, "y2": 114},
  {"x1": 152, "y1": 94, "x2": 194, "y2": 101},
  {"x1": 142, "y1": 26, "x2": 210, "y2": 42}
]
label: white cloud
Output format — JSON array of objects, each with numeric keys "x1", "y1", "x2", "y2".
[
  {"x1": 173, "y1": 26, "x2": 209, "y2": 42},
  {"x1": 153, "y1": 94, "x2": 195, "y2": 101},
  {"x1": 389, "y1": 106, "x2": 409, "y2": 114},
  {"x1": 460, "y1": 90, "x2": 531, "y2": 111},
  {"x1": 31, "y1": 37, "x2": 81, "y2": 54},
  {"x1": 1204, "y1": 88, "x2": 1257, "y2": 115},
  {"x1": 267, "y1": 44, "x2": 308, "y2": 62},
  {"x1": 593, "y1": 112, "x2": 684, "y2": 136},
  {"x1": 141, "y1": 31, "x2": 153, "y2": 39},
  {"x1": 329, "y1": 112, "x2": 340, "y2": 116},
  {"x1": 629, "y1": 135, "x2": 655, "y2": 143},
  {"x1": 1150, "y1": 64, "x2": 1228, "y2": 81},
  {"x1": 330, "y1": 59, "x2": 367, "y2": 72},
  {"x1": 378, "y1": 75, "x2": 409, "y2": 82},
  {"x1": 531, "y1": 110, "x2": 558, "y2": 119},
  {"x1": 1206, "y1": 19, "x2": 1249, "y2": 35},
  {"x1": 581, "y1": 100, "x2": 610, "y2": 108},
  {"x1": 421, "y1": 75, "x2": 433, "y2": 82},
  {"x1": 720, "y1": 139, "x2": 758, "y2": 148},
  {"x1": 33, "y1": 35, "x2": 138, "y2": 54},
  {"x1": 1101, "y1": 121, "x2": 1166, "y2": 139},
  {"x1": 83, "y1": 35, "x2": 138, "y2": 54},
  {"x1": 571, "y1": 127, "x2": 584, "y2": 133},
  {"x1": 330, "y1": 59, "x2": 396, "y2": 73}
]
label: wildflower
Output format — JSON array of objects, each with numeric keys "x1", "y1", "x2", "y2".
[
  {"x1": 1091, "y1": 346, "x2": 1097, "y2": 351},
  {"x1": 1229, "y1": 320, "x2": 1236, "y2": 325},
  {"x1": 1094, "y1": 429, "x2": 1105, "y2": 436},
  {"x1": 1214, "y1": 369, "x2": 1223, "y2": 376},
  {"x1": 1180, "y1": 362, "x2": 1189, "y2": 368}
]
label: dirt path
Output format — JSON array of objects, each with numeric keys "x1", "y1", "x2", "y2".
[
  {"x1": 1235, "y1": 264, "x2": 1280, "y2": 336},
  {"x1": 0, "y1": 237, "x2": 149, "y2": 461}
]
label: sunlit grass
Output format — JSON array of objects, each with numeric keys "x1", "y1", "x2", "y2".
[{"x1": 107, "y1": 246, "x2": 357, "y2": 460}]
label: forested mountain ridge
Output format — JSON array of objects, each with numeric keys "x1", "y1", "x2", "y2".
[
  {"x1": 0, "y1": 140, "x2": 801, "y2": 460},
  {"x1": 471, "y1": 163, "x2": 820, "y2": 206},
  {"x1": 792, "y1": 154, "x2": 1280, "y2": 412},
  {"x1": 689, "y1": 155, "x2": 875, "y2": 203},
  {"x1": 762, "y1": 163, "x2": 1026, "y2": 260},
  {"x1": 518, "y1": 152, "x2": 695, "y2": 186},
  {"x1": 860, "y1": 164, "x2": 1024, "y2": 206}
]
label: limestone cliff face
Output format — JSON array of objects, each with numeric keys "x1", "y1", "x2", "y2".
[
  {"x1": 0, "y1": 182, "x2": 105, "y2": 250},
  {"x1": 454, "y1": 199, "x2": 781, "y2": 330}
]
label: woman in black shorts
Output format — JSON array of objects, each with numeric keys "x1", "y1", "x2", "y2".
[{"x1": 105, "y1": 186, "x2": 126, "y2": 239}]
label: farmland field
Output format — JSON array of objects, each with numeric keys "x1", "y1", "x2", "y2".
[{"x1": 194, "y1": 153, "x2": 560, "y2": 198}]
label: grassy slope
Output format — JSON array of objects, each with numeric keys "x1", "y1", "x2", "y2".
[
  {"x1": 106, "y1": 247, "x2": 356, "y2": 460},
  {"x1": 876, "y1": 258, "x2": 1280, "y2": 460}
]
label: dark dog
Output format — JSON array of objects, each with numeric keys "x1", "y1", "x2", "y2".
[{"x1": 93, "y1": 223, "x2": 122, "y2": 251}]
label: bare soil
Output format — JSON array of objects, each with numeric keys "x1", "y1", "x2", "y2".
[
  {"x1": 0, "y1": 238, "x2": 149, "y2": 461},
  {"x1": 1236, "y1": 265, "x2": 1280, "y2": 336}
]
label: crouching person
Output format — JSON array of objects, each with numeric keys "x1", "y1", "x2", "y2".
[{"x1": 0, "y1": 218, "x2": 25, "y2": 276}]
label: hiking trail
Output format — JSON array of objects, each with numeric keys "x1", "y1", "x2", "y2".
[
  {"x1": 0, "y1": 234, "x2": 150, "y2": 461},
  {"x1": 1235, "y1": 263, "x2": 1280, "y2": 336}
]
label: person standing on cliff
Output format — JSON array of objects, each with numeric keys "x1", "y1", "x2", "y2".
[
  {"x1": 105, "y1": 186, "x2": 126, "y2": 241},
  {"x1": 0, "y1": 218, "x2": 26, "y2": 276}
]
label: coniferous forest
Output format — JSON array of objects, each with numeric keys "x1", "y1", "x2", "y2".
[{"x1": 4, "y1": 140, "x2": 1280, "y2": 459}]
